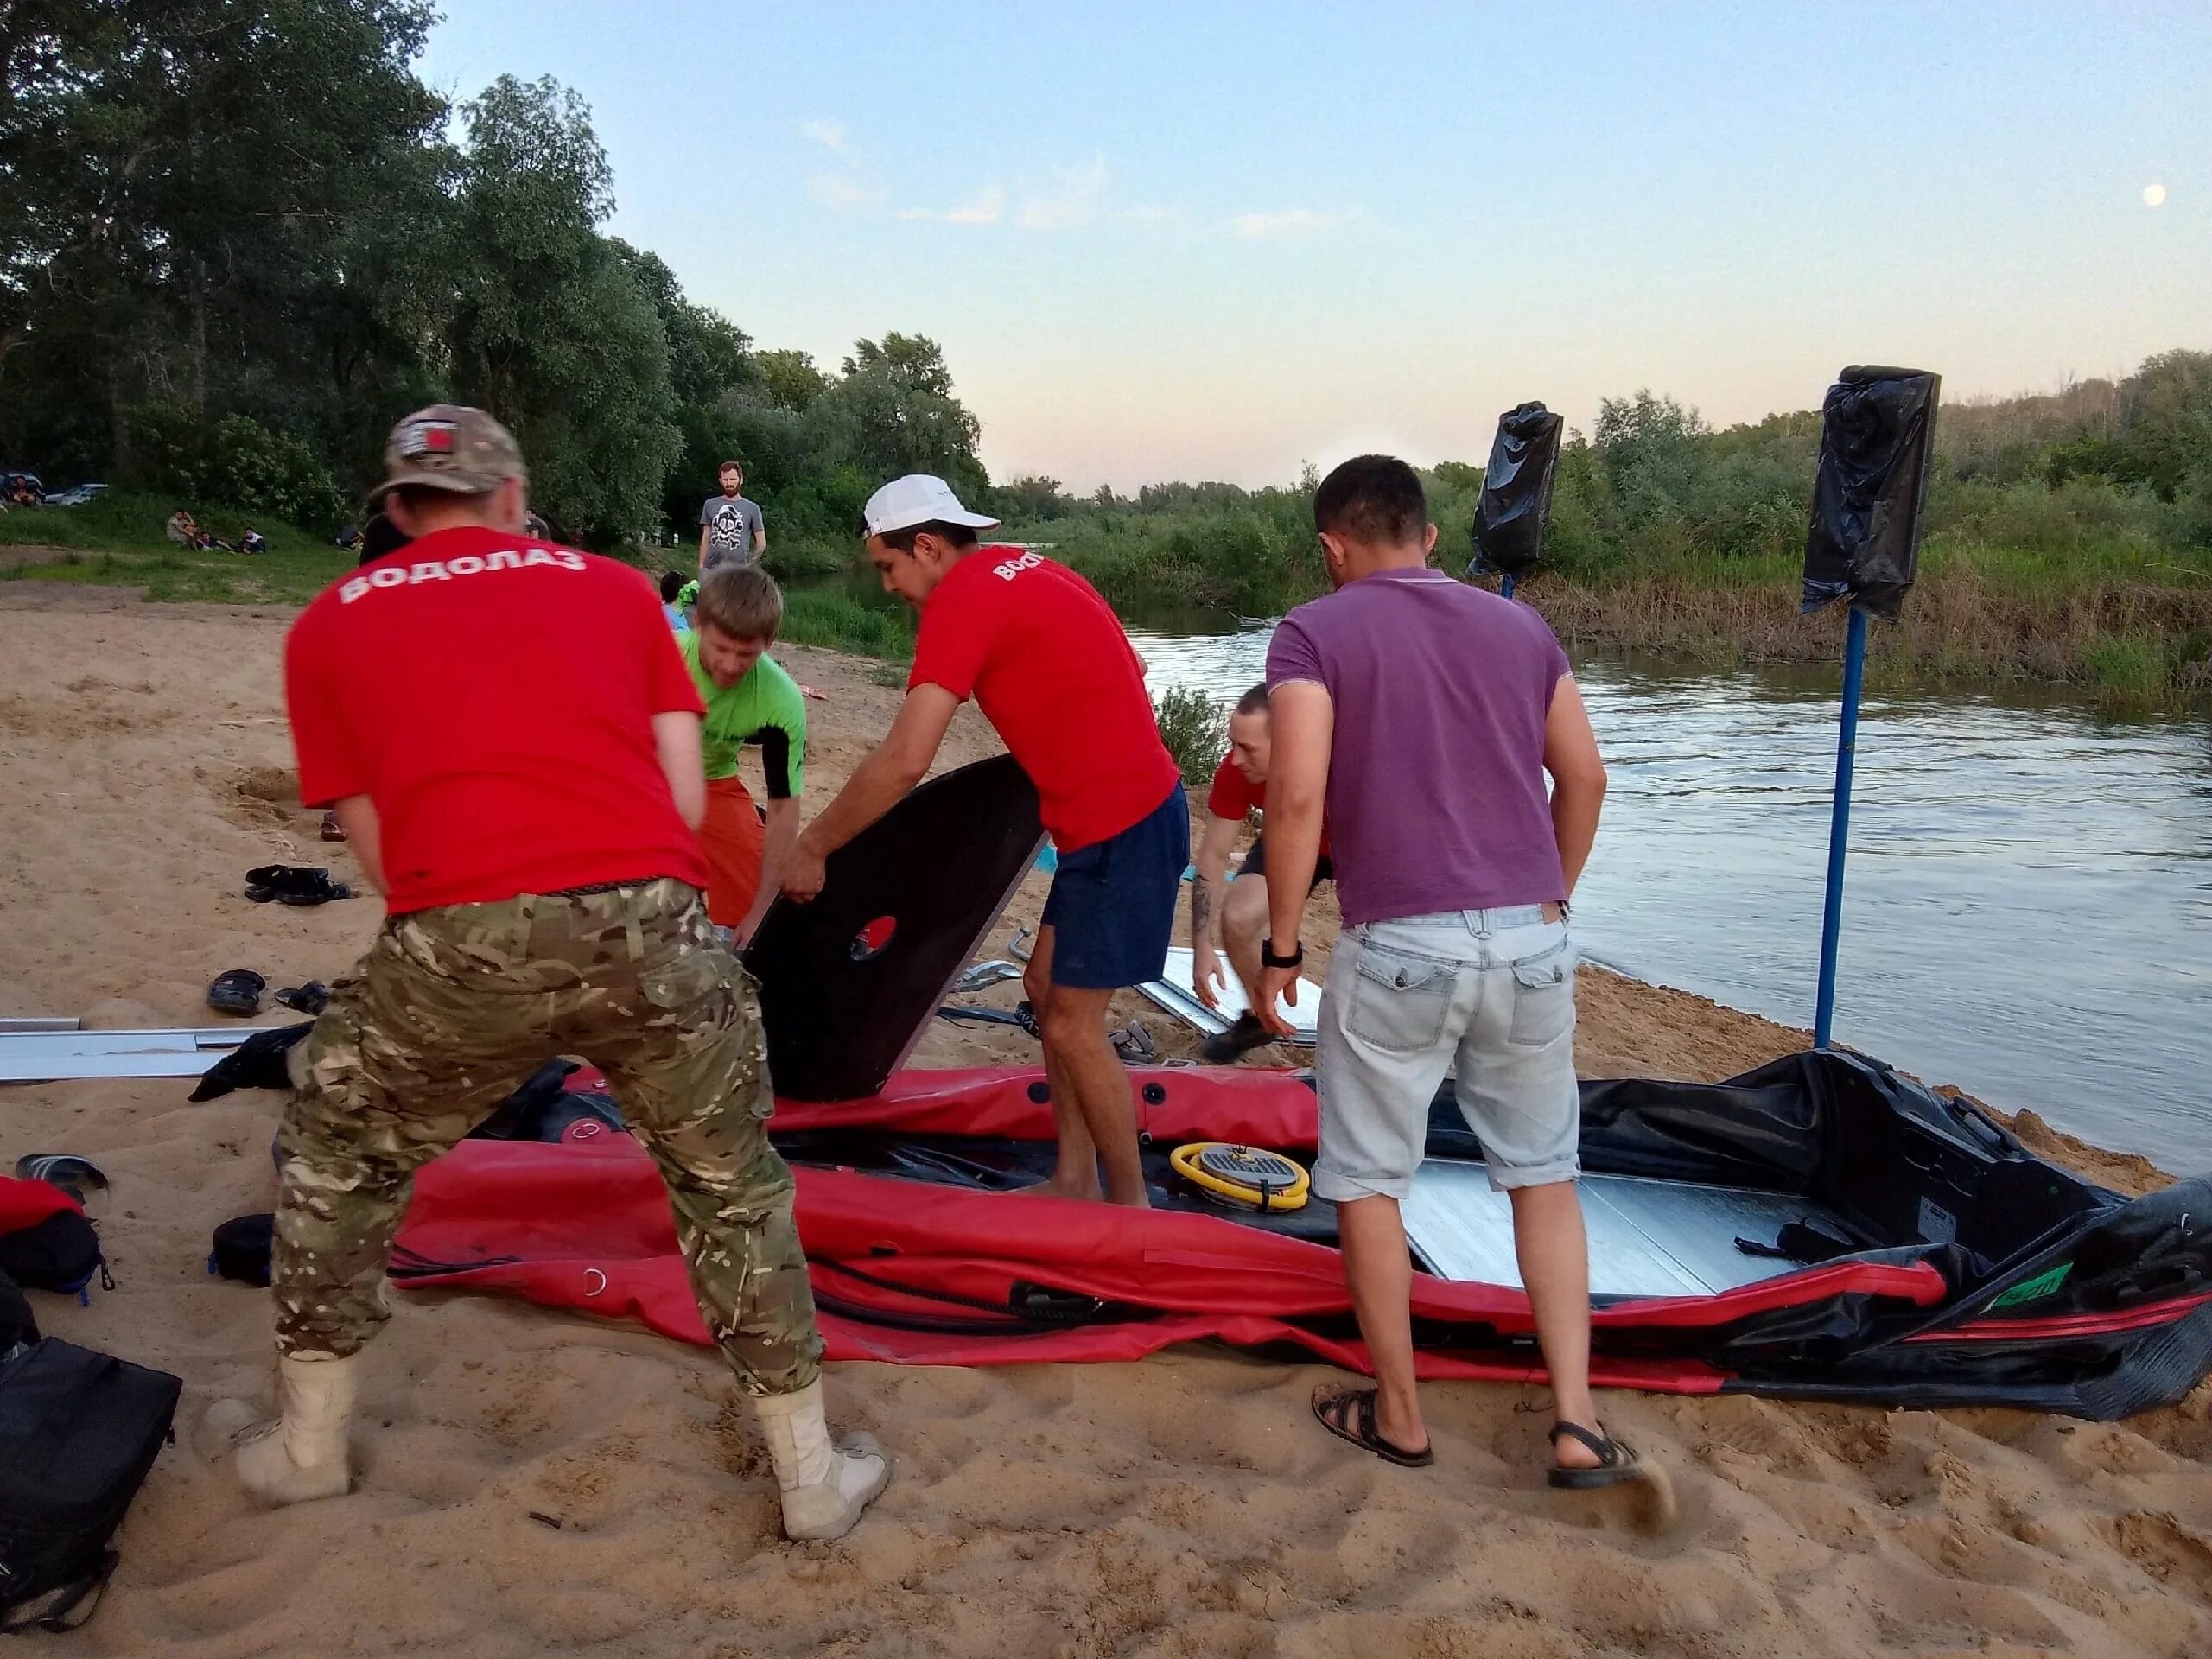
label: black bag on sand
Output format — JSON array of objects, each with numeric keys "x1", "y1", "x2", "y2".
[
  {"x1": 0, "y1": 1209, "x2": 106, "y2": 1298},
  {"x1": 0, "y1": 1271, "x2": 35, "y2": 1351},
  {"x1": 188, "y1": 1021, "x2": 313, "y2": 1102},
  {"x1": 0, "y1": 1340, "x2": 182, "y2": 1633},
  {"x1": 208, "y1": 1214, "x2": 275, "y2": 1287}
]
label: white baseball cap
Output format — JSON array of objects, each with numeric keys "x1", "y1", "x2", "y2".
[{"x1": 861, "y1": 474, "x2": 1000, "y2": 538}]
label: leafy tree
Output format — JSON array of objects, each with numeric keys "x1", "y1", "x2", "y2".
[
  {"x1": 2118, "y1": 351, "x2": 2212, "y2": 501},
  {"x1": 757, "y1": 348, "x2": 830, "y2": 412},
  {"x1": 446, "y1": 76, "x2": 679, "y2": 540}
]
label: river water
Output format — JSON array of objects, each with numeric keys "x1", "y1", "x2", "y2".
[{"x1": 1122, "y1": 620, "x2": 2212, "y2": 1173}]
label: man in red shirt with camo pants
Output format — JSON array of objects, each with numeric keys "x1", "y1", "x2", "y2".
[{"x1": 207, "y1": 406, "x2": 887, "y2": 1542}]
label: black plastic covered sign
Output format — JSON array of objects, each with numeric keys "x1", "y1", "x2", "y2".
[
  {"x1": 1802, "y1": 366, "x2": 1941, "y2": 620},
  {"x1": 1469, "y1": 401, "x2": 1565, "y2": 579}
]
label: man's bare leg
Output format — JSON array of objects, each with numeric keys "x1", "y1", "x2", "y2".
[
  {"x1": 1020, "y1": 925, "x2": 1100, "y2": 1199},
  {"x1": 1220, "y1": 874, "x2": 1269, "y2": 1007},
  {"x1": 1510, "y1": 1180, "x2": 1601, "y2": 1469},
  {"x1": 1336, "y1": 1193, "x2": 1430, "y2": 1454},
  {"x1": 1033, "y1": 980, "x2": 1148, "y2": 1207}
]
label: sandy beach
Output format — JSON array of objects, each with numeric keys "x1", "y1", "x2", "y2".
[{"x1": 2, "y1": 582, "x2": 2206, "y2": 1659}]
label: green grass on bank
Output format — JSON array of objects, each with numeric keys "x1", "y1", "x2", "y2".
[
  {"x1": 2, "y1": 490, "x2": 356, "y2": 603},
  {"x1": 10, "y1": 492, "x2": 2207, "y2": 712}
]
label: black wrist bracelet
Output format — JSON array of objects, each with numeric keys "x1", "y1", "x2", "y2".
[{"x1": 1261, "y1": 938, "x2": 1304, "y2": 970}]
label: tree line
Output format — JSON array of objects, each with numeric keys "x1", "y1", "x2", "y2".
[
  {"x1": 993, "y1": 352, "x2": 2212, "y2": 618},
  {"x1": 0, "y1": 2, "x2": 988, "y2": 546}
]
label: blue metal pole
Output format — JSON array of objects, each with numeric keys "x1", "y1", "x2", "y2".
[
  {"x1": 1814, "y1": 607, "x2": 1869, "y2": 1050},
  {"x1": 1500, "y1": 572, "x2": 1517, "y2": 601}
]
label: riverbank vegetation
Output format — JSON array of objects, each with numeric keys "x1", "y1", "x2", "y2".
[
  {"x1": 3, "y1": 8, "x2": 2204, "y2": 707},
  {"x1": 989, "y1": 355, "x2": 2212, "y2": 712}
]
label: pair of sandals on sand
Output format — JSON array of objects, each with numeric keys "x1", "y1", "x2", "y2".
[
  {"x1": 206, "y1": 969, "x2": 330, "y2": 1018},
  {"x1": 243, "y1": 865, "x2": 351, "y2": 906},
  {"x1": 1312, "y1": 1384, "x2": 1648, "y2": 1491}
]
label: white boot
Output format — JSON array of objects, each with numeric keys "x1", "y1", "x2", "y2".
[
  {"x1": 751, "y1": 1380, "x2": 888, "y2": 1541},
  {"x1": 206, "y1": 1353, "x2": 359, "y2": 1505}
]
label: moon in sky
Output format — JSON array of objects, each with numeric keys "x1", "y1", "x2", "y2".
[{"x1": 2143, "y1": 183, "x2": 2168, "y2": 207}]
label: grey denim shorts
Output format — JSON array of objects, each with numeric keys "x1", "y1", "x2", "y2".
[{"x1": 1313, "y1": 908, "x2": 1580, "y2": 1203}]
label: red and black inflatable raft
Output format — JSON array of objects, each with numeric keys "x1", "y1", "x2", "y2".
[{"x1": 386, "y1": 758, "x2": 2212, "y2": 1420}]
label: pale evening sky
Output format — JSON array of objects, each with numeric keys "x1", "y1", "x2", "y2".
[{"x1": 417, "y1": 1, "x2": 2211, "y2": 493}]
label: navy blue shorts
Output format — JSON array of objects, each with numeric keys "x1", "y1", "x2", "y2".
[{"x1": 1041, "y1": 786, "x2": 1190, "y2": 990}]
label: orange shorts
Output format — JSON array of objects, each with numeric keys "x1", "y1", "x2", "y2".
[{"x1": 699, "y1": 774, "x2": 766, "y2": 928}]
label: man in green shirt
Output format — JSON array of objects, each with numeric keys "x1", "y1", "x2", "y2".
[{"x1": 683, "y1": 565, "x2": 807, "y2": 944}]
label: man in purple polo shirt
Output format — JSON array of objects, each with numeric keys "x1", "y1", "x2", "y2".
[{"x1": 1255, "y1": 455, "x2": 1641, "y2": 1493}]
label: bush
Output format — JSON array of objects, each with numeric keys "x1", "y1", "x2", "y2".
[
  {"x1": 1153, "y1": 684, "x2": 1224, "y2": 787},
  {"x1": 123, "y1": 399, "x2": 347, "y2": 533}
]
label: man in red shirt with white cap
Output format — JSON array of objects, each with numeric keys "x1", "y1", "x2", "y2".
[{"x1": 782, "y1": 474, "x2": 1186, "y2": 1207}]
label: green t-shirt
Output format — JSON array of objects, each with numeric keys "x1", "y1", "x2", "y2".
[{"x1": 680, "y1": 632, "x2": 807, "y2": 795}]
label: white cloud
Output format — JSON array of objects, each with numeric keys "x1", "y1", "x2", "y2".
[
  {"x1": 947, "y1": 184, "x2": 1006, "y2": 225},
  {"x1": 1018, "y1": 156, "x2": 1109, "y2": 231},
  {"x1": 801, "y1": 119, "x2": 849, "y2": 156},
  {"x1": 1231, "y1": 207, "x2": 1329, "y2": 239},
  {"x1": 900, "y1": 184, "x2": 1007, "y2": 226},
  {"x1": 810, "y1": 173, "x2": 882, "y2": 209}
]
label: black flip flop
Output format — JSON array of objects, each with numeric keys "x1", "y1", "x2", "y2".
[
  {"x1": 15, "y1": 1154, "x2": 111, "y2": 1202},
  {"x1": 276, "y1": 868, "x2": 351, "y2": 906},
  {"x1": 1312, "y1": 1385, "x2": 1435, "y2": 1468},
  {"x1": 1548, "y1": 1421, "x2": 1645, "y2": 1489},
  {"x1": 207, "y1": 969, "x2": 266, "y2": 1016},
  {"x1": 273, "y1": 981, "x2": 330, "y2": 1014}
]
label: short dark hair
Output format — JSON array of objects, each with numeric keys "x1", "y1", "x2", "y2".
[
  {"x1": 695, "y1": 563, "x2": 783, "y2": 641},
  {"x1": 718, "y1": 459, "x2": 744, "y2": 475},
  {"x1": 1234, "y1": 682, "x2": 1270, "y2": 717},
  {"x1": 872, "y1": 519, "x2": 980, "y2": 554},
  {"x1": 1313, "y1": 454, "x2": 1427, "y2": 547},
  {"x1": 659, "y1": 569, "x2": 686, "y2": 603}
]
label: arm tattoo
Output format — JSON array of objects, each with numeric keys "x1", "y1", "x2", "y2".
[{"x1": 1191, "y1": 878, "x2": 1212, "y2": 943}]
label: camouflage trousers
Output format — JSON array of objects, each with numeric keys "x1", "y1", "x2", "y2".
[{"x1": 273, "y1": 877, "x2": 823, "y2": 1395}]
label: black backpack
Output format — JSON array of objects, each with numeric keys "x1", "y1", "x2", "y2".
[
  {"x1": 0, "y1": 1271, "x2": 34, "y2": 1352},
  {"x1": 0, "y1": 1209, "x2": 106, "y2": 1299},
  {"x1": 0, "y1": 1340, "x2": 181, "y2": 1632}
]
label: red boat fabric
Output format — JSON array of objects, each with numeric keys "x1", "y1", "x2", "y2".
[{"x1": 390, "y1": 1066, "x2": 1951, "y2": 1390}]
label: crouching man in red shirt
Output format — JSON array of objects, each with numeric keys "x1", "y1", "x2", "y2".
[
  {"x1": 781, "y1": 475, "x2": 1187, "y2": 1207},
  {"x1": 208, "y1": 406, "x2": 886, "y2": 1542}
]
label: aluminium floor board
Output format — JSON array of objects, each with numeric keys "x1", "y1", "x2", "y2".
[
  {"x1": 1137, "y1": 947, "x2": 1320, "y2": 1044},
  {"x1": 1402, "y1": 1160, "x2": 1853, "y2": 1300},
  {"x1": 0, "y1": 1026, "x2": 260, "y2": 1083}
]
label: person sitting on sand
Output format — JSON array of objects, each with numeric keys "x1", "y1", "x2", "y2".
[
  {"x1": 1190, "y1": 681, "x2": 1334, "y2": 1064},
  {"x1": 683, "y1": 563, "x2": 807, "y2": 946},
  {"x1": 781, "y1": 474, "x2": 1185, "y2": 1208},
  {"x1": 207, "y1": 404, "x2": 887, "y2": 1542},
  {"x1": 1255, "y1": 456, "x2": 1643, "y2": 1492}
]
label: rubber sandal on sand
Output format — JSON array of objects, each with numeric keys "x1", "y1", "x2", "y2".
[
  {"x1": 1312, "y1": 1385, "x2": 1434, "y2": 1468},
  {"x1": 1548, "y1": 1421, "x2": 1645, "y2": 1489},
  {"x1": 207, "y1": 969, "x2": 266, "y2": 1016}
]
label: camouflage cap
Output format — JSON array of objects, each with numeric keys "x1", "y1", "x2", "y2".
[{"x1": 367, "y1": 405, "x2": 526, "y2": 503}]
